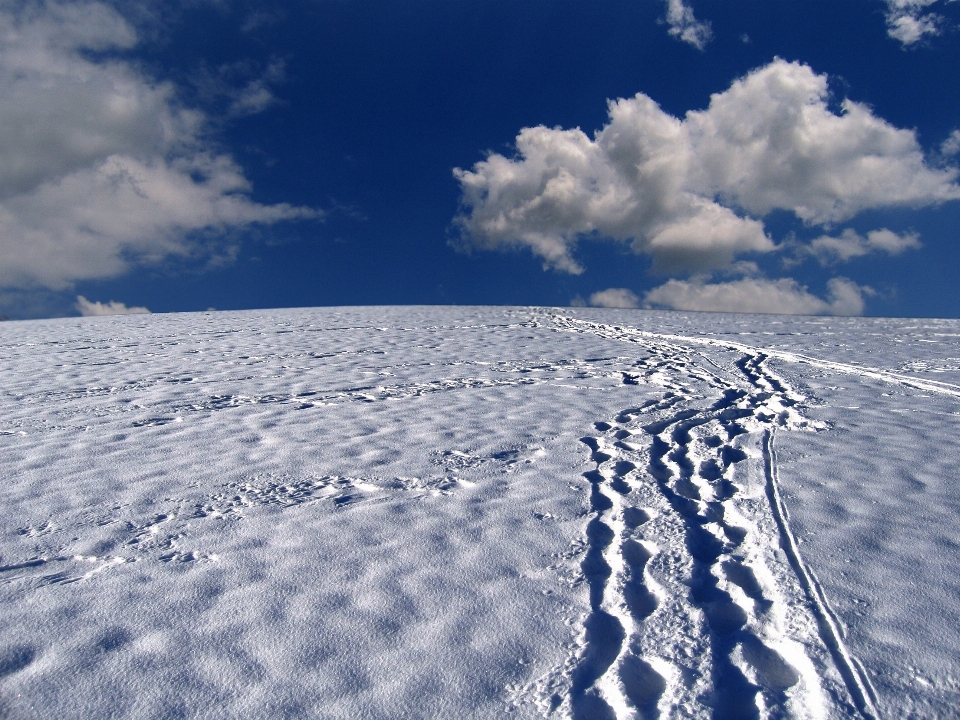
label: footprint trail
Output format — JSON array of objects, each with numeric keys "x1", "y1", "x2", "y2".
[{"x1": 541, "y1": 314, "x2": 876, "y2": 719}]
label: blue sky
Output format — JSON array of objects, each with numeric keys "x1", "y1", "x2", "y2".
[{"x1": 2, "y1": 0, "x2": 959, "y2": 319}]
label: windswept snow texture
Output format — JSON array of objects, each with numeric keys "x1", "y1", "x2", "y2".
[{"x1": 2, "y1": 306, "x2": 960, "y2": 719}]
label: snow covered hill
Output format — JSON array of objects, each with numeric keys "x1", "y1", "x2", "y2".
[{"x1": 2, "y1": 306, "x2": 959, "y2": 719}]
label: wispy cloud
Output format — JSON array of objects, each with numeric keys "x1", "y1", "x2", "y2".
[
  {"x1": 190, "y1": 58, "x2": 287, "y2": 119},
  {"x1": 942, "y1": 130, "x2": 960, "y2": 157},
  {"x1": 76, "y1": 295, "x2": 150, "y2": 316}
]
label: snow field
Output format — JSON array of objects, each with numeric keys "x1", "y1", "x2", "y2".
[{"x1": 2, "y1": 306, "x2": 959, "y2": 718}]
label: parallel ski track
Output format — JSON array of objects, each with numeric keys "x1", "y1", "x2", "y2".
[{"x1": 763, "y1": 429, "x2": 878, "y2": 719}]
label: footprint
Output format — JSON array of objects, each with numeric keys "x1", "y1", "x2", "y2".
[
  {"x1": 0, "y1": 645, "x2": 35, "y2": 678},
  {"x1": 721, "y1": 561, "x2": 766, "y2": 604},
  {"x1": 622, "y1": 506, "x2": 651, "y2": 529},
  {"x1": 622, "y1": 539, "x2": 658, "y2": 620},
  {"x1": 580, "y1": 437, "x2": 613, "y2": 464},
  {"x1": 618, "y1": 654, "x2": 667, "y2": 715},
  {"x1": 739, "y1": 635, "x2": 800, "y2": 691},
  {"x1": 569, "y1": 612, "x2": 625, "y2": 720},
  {"x1": 132, "y1": 417, "x2": 181, "y2": 427},
  {"x1": 545, "y1": 311, "x2": 874, "y2": 718},
  {"x1": 95, "y1": 627, "x2": 133, "y2": 654}
]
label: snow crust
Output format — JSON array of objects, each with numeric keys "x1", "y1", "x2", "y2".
[{"x1": 1, "y1": 306, "x2": 959, "y2": 718}]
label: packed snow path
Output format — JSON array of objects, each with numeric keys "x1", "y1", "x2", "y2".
[
  {"x1": 535, "y1": 315, "x2": 875, "y2": 719},
  {"x1": 2, "y1": 307, "x2": 959, "y2": 718}
]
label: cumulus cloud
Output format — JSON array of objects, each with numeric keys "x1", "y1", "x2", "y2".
[
  {"x1": 644, "y1": 277, "x2": 869, "y2": 316},
  {"x1": 76, "y1": 295, "x2": 150, "y2": 316},
  {"x1": 589, "y1": 288, "x2": 640, "y2": 308},
  {"x1": 807, "y1": 228, "x2": 921, "y2": 265},
  {"x1": 453, "y1": 93, "x2": 773, "y2": 274},
  {"x1": 0, "y1": 1, "x2": 316, "y2": 291},
  {"x1": 883, "y1": 0, "x2": 945, "y2": 45},
  {"x1": 663, "y1": 0, "x2": 712, "y2": 50},
  {"x1": 453, "y1": 59, "x2": 959, "y2": 275},
  {"x1": 684, "y1": 61, "x2": 960, "y2": 223}
]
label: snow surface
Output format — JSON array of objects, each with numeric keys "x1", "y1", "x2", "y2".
[{"x1": 2, "y1": 306, "x2": 959, "y2": 719}]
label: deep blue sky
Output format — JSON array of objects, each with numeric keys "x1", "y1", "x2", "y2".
[{"x1": 3, "y1": 0, "x2": 960, "y2": 318}]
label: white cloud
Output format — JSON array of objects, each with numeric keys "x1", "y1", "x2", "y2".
[
  {"x1": 453, "y1": 59, "x2": 959, "y2": 275},
  {"x1": 191, "y1": 59, "x2": 286, "y2": 119},
  {"x1": 229, "y1": 79, "x2": 276, "y2": 117},
  {"x1": 1, "y1": 153, "x2": 309, "y2": 288},
  {"x1": 942, "y1": 130, "x2": 960, "y2": 157},
  {"x1": 664, "y1": 0, "x2": 712, "y2": 50},
  {"x1": 589, "y1": 288, "x2": 639, "y2": 308},
  {"x1": 453, "y1": 94, "x2": 773, "y2": 274},
  {"x1": 644, "y1": 277, "x2": 869, "y2": 316},
  {"x1": 685, "y1": 60, "x2": 960, "y2": 224},
  {"x1": 808, "y1": 228, "x2": 921, "y2": 264},
  {"x1": 882, "y1": 0, "x2": 944, "y2": 45},
  {"x1": 0, "y1": 1, "x2": 316, "y2": 291},
  {"x1": 76, "y1": 295, "x2": 150, "y2": 316}
]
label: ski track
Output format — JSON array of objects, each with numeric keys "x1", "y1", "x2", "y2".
[
  {"x1": 547, "y1": 312, "x2": 960, "y2": 400},
  {"x1": 534, "y1": 313, "x2": 881, "y2": 719}
]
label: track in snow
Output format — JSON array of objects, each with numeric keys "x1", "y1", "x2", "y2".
[
  {"x1": 535, "y1": 314, "x2": 878, "y2": 719},
  {"x1": 5, "y1": 308, "x2": 956, "y2": 718}
]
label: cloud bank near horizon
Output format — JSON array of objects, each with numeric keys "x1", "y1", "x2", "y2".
[
  {"x1": 0, "y1": 1, "x2": 316, "y2": 293},
  {"x1": 76, "y1": 295, "x2": 151, "y2": 316},
  {"x1": 643, "y1": 277, "x2": 869, "y2": 316},
  {"x1": 589, "y1": 288, "x2": 641, "y2": 309}
]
